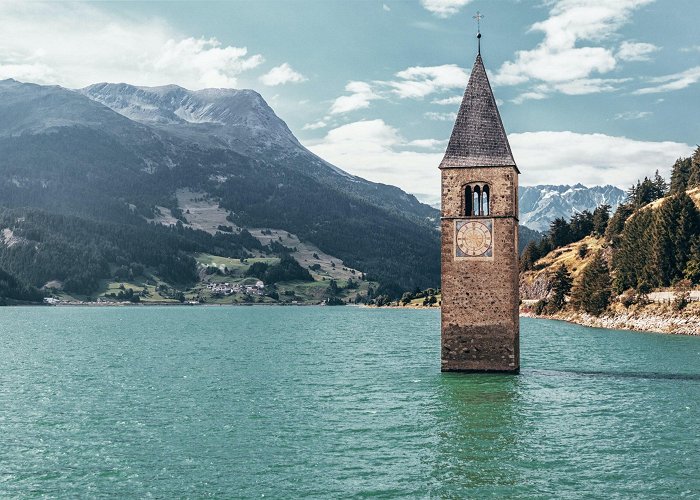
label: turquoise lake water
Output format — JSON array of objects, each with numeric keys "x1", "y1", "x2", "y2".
[{"x1": 1, "y1": 306, "x2": 699, "y2": 498}]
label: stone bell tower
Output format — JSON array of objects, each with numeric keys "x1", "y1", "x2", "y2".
[{"x1": 439, "y1": 33, "x2": 520, "y2": 373}]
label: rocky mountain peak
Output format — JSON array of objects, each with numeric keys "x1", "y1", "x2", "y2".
[
  {"x1": 79, "y1": 83, "x2": 300, "y2": 153},
  {"x1": 519, "y1": 184, "x2": 627, "y2": 232}
]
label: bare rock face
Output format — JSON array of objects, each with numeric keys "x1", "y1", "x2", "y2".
[{"x1": 520, "y1": 273, "x2": 552, "y2": 301}]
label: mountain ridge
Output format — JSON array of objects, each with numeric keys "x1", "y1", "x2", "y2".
[
  {"x1": 0, "y1": 78, "x2": 440, "y2": 293},
  {"x1": 79, "y1": 81, "x2": 438, "y2": 225}
]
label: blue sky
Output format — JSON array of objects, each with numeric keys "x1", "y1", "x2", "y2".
[{"x1": 1, "y1": 0, "x2": 698, "y2": 204}]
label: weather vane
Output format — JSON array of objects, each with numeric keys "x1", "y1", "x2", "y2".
[{"x1": 473, "y1": 10, "x2": 484, "y2": 54}]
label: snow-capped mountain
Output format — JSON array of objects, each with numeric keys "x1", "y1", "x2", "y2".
[{"x1": 519, "y1": 184, "x2": 626, "y2": 232}]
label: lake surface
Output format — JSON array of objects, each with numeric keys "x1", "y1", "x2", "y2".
[{"x1": 1, "y1": 306, "x2": 699, "y2": 498}]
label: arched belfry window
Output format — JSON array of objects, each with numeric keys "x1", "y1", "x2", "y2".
[
  {"x1": 482, "y1": 185, "x2": 490, "y2": 216},
  {"x1": 465, "y1": 185, "x2": 472, "y2": 216},
  {"x1": 463, "y1": 182, "x2": 490, "y2": 216}
]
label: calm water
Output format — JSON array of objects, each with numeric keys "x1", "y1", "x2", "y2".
[{"x1": 1, "y1": 307, "x2": 699, "y2": 498}]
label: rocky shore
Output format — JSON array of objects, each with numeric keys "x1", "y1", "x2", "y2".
[{"x1": 525, "y1": 304, "x2": 700, "y2": 336}]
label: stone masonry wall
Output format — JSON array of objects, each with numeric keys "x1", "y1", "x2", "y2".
[{"x1": 441, "y1": 166, "x2": 520, "y2": 372}]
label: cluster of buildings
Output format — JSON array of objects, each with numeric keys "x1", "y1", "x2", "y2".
[{"x1": 206, "y1": 280, "x2": 265, "y2": 296}]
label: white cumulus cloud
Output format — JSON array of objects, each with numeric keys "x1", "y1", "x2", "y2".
[
  {"x1": 329, "y1": 64, "x2": 469, "y2": 116},
  {"x1": 329, "y1": 81, "x2": 381, "y2": 114},
  {"x1": 259, "y1": 63, "x2": 306, "y2": 86},
  {"x1": 510, "y1": 131, "x2": 691, "y2": 187},
  {"x1": 304, "y1": 122, "x2": 692, "y2": 206},
  {"x1": 494, "y1": 0, "x2": 654, "y2": 101},
  {"x1": 306, "y1": 119, "x2": 443, "y2": 203},
  {"x1": 389, "y1": 64, "x2": 469, "y2": 99},
  {"x1": 0, "y1": 2, "x2": 265, "y2": 89}
]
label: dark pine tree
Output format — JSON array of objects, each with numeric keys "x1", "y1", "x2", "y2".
[
  {"x1": 670, "y1": 157, "x2": 692, "y2": 194},
  {"x1": 605, "y1": 203, "x2": 634, "y2": 246},
  {"x1": 549, "y1": 264, "x2": 573, "y2": 311},
  {"x1": 520, "y1": 240, "x2": 541, "y2": 271},
  {"x1": 627, "y1": 177, "x2": 664, "y2": 209},
  {"x1": 569, "y1": 211, "x2": 594, "y2": 241},
  {"x1": 612, "y1": 209, "x2": 653, "y2": 293},
  {"x1": 684, "y1": 236, "x2": 700, "y2": 284},
  {"x1": 689, "y1": 147, "x2": 700, "y2": 189},
  {"x1": 652, "y1": 170, "x2": 668, "y2": 198},
  {"x1": 673, "y1": 191, "x2": 700, "y2": 279},
  {"x1": 648, "y1": 196, "x2": 680, "y2": 286},
  {"x1": 592, "y1": 204, "x2": 611, "y2": 237},
  {"x1": 536, "y1": 238, "x2": 554, "y2": 259},
  {"x1": 549, "y1": 217, "x2": 572, "y2": 248},
  {"x1": 572, "y1": 252, "x2": 612, "y2": 316}
]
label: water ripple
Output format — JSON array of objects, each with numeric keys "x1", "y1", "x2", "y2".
[{"x1": 0, "y1": 308, "x2": 698, "y2": 498}]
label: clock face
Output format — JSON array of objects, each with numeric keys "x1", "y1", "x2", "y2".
[{"x1": 455, "y1": 220, "x2": 493, "y2": 258}]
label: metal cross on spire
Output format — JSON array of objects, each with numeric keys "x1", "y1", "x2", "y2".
[{"x1": 473, "y1": 10, "x2": 484, "y2": 54}]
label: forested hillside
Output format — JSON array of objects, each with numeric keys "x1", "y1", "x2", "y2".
[
  {"x1": 0, "y1": 267, "x2": 43, "y2": 305},
  {"x1": 0, "y1": 208, "x2": 266, "y2": 294},
  {"x1": 521, "y1": 147, "x2": 700, "y2": 317},
  {"x1": 0, "y1": 79, "x2": 441, "y2": 297}
]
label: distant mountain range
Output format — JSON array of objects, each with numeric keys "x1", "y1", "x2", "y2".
[{"x1": 519, "y1": 184, "x2": 626, "y2": 232}]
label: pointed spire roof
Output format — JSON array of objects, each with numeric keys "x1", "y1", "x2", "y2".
[{"x1": 440, "y1": 54, "x2": 517, "y2": 170}]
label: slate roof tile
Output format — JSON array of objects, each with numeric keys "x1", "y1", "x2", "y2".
[{"x1": 440, "y1": 54, "x2": 517, "y2": 170}]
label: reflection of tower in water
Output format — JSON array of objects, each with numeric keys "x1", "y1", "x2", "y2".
[{"x1": 427, "y1": 375, "x2": 525, "y2": 495}]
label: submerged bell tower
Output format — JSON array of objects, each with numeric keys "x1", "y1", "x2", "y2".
[{"x1": 439, "y1": 22, "x2": 520, "y2": 373}]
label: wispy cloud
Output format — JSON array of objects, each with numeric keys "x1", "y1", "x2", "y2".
[
  {"x1": 512, "y1": 91, "x2": 548, "y2": 105},
  {"x1": 302, "y1": 120, "x2": 328, "y2": 130},
  {"x1": 424, "y1": 111, "x2": 456, "y2": 121},
  {"x1": 512, "y1": 81, "x2": 623, "y2": 103},
  {"x1": 406, "y1": 138, "x2": 447, "y2": 149},
  {"x1": 420, "y1": 0, "x2": 473, "y2": 18},
  {"x1": 551, "y1": 77, "x2": 629, "y2": 95},
  {"x1": 0, "y1": 2, "x2": 264, "y2": 89},
  {"x1": 432, "y1": 95, "x2": 462, "y2": 105},
  {"x1": 259, "y1": 63, "x2": 306, "y2": 86},
  {"x1": 617, "y1": 41, "x2": 659, "y2": 61},
  {"x1": 614, "y1": 111, "x2": 652, "y2": 120},
  {"x1": 634, "y1": 66, "x2": 700, "y2": 94}
]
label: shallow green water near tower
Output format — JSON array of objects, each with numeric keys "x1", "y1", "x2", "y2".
[{"x1": 1, "y1": 306, "x2": 698, "y2": 497}]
